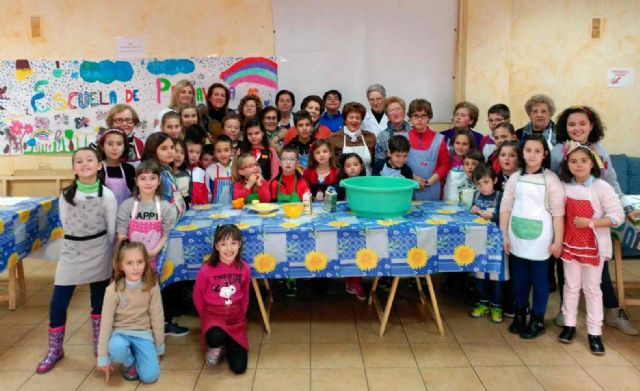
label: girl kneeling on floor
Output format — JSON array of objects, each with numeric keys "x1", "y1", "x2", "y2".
[
  {"x1": 193, "y1": 224, "x2": 250, "y2": 373},
  {"x1": 96, "y1": 241, "x2": 165, "y2": 383}
]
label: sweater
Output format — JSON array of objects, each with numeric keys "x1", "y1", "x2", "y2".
[
  {"x1": 302, "y1": 166, "x2": 340, "y2": 200},
  {"x1": 233, "y1": 179, "x2": 271, "y2": 202},
  {"x1": 270, "y1": 173, "x2": 310, "y2": 201},
  {"x1": 97, "y1": 280, "x2": 165, "y2": 366},
  {"x1": 440, "y1": 127, "x2": 484, "y2": 150},
  {"x1": 283, "y1": 123, "x2": 332, "y2": 144}
]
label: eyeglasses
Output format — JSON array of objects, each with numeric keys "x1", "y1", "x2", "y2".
[
  {"x1": 113, "y1": 118, "x2": 134, "y2": 125},
  {"x1": 241, "y1": 163, "x2": 258, "y2": 170},
  {"x1": 411, "y1": 114, "x2": 429, "y2": 120},
  {"x1": 282, "y1": 158, "x2": 298, "y2": 163},
  {"x1": 264, "y1": 116, "x2": 278, "y2": 121}
]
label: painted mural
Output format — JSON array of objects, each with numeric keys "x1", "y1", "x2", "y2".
[{"x1": 0, "y1": 57, "x2": 278, "y2": 155}]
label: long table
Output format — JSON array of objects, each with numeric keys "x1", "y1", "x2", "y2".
[
  {"x1": 158, "y1": 201, "x2": 504, "y2": 336},
  {"x1": 0, "y1": 196, "x2": 61, "y2": 309}
]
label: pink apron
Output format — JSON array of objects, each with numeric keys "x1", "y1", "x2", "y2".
[
  {"x1": 103, "y1": 162, "x2": 131, "y2": 205},
  {"x1": 128, "y1": 198, "x2": 163, "y2": 271}
]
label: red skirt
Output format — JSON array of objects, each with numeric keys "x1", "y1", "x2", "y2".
[{"x1": 200, "y1": 303, "x2": 248, "y2": 351}]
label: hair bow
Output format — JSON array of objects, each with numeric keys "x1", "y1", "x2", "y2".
[{"x1": 563, "y1": 140, "x2": 604, "y2": 170}]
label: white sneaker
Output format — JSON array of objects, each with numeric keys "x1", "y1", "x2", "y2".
[
  {"x1": 605, "y1": 308, "x2": 639, "y2": 336},
  {"x1": 206, "y1": 347, "x2": 223, "y2": 366}
]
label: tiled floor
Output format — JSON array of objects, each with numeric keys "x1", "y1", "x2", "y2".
[{"x1": 2, "y1": 259, "x2": 640, "y2": 390}]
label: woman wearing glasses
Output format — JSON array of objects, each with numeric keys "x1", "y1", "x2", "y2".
[{"x1": 105, "y1": 104, "x2": 144, "y2": 165}]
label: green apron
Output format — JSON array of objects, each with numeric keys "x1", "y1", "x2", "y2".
[{"x1": 276, "y1": 175, "x2": 301, "y2": 203}]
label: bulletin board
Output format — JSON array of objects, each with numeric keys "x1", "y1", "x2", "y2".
[
  {"x1": 0, "y1": 57, "x2": 277, "y2": 155},
  {"x1": 272, "y1": 0, "x2": 458, "y2": 122}
]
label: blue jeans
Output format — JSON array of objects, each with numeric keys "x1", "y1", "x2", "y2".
[
  {"x1": 108, "y1": 334, "x2": 160, "y2": 383},
  {"x1": 511, "y1": 254, "x2": 549, "y2": 316},
  {"x1": 474, "y1": 278, "x2": 503, "y2": 307}
]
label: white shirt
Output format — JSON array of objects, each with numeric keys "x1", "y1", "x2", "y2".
[{"x1": 362, "y1": 110, "x2": 388, "y2": 137}]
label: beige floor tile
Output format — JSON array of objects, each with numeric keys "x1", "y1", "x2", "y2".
[
  {"x1": 493, "y1": 320, "x2": 555, "y2": 343},
  {"x1": 585, "y1": 365, "x2": 640, "y2": 390},
  {"x1": 411, "y1": 342, "x2": 469, "y2": 367},
  {"x1": 65, "y1": 321, "x2": 94, "y2": 345},
  {"x1": 446, "y1": 318, "x2": 505, "y2": 343},
  {"x1": 163, "y1": 330, "x2": 201, "y2": 346},
  {"x1": 402, "y1": 318, "x2": 456, "y2": 343},
  {"x1": 0, "y1": 344, "x2": 48, "y2": 370},
  {"x1": 607, "y1": 341, "x2": 640, "y2": 366},
  {"x1": 77, "y1": 368, "x2": 139, "y2": 390},
  {"x1": 136, "y1": 369, "x2": 200, "y2": 390},
  {"x1": 16, "y1": 322, "x2": 83, "y2": 346},
  {"x1": 475, "y1": 366, "x2": 542, "y2": 390},
  {"x1": 0, "y1": 369, "x2": 34, "y2": 391},
  {"x1": 310, "y1": 302, "x2": 355, "y2": 322},
  {"x1": 0, "y1": 344, "x2": 9, "y2": 356},
  {"x1": 257, "y1": 343, "x2": 310, "y2": 369},
  {"x1": 0, "y1": 306, "x2": 49, "y2": 325},
  {"x1": 420, "y1": 367, "x2": 484, "y2": 390},
  {"x1": 310, "y1": 343, "x2": 363, "y2": 368},
  {"x1": 510, "y1": 339, "x2": 576, "y2": 366},
  {"x1": 529, "y1": 365, "x2": 602, "y2": 390},
  {"x1": 366, "y1": 367, "x2": 426, "y2": 391},
  {"x1": 252, "y1": 368, "x2": 310, "y2": 391},
  {"x1": 195, "y1": 366, "x2": 255, "y2": 390},
  {"x1": 20, "y1": 368, "x2": 92, "y2": 391},
  {"x1": 460, "y1": 341, "x2": 523, "y2": 366},
  {"x1": 360, "y1": 343, "x2": 417, "y2": 368},
  {"x1": 54, "y1": 344, "x2": 95, "y2": 370},
  {"x1": 247, "y1": 342, "x2": 260, "y2": 369},
  {"x1": 561, "y1": 339, "x2": 632, "y2": 366},
  {"x1": 23, "y1": 287, "x2": 55, "y2": 307},
  {"x1": 261, "y1": 320, "x2": 310, "y2": 343},
  {"x1": 311, "y1": 367, "x2": 368, "y2": 391},
  {"x1": 310, "y1": 321, "x2": 358, "y2": 343},
  {"x1": 159, "y1": 343, "x2": 204, "y2": 370},
  {"x1": 356, "y1": 318, "x2": 408, "y2": 343},
  {"x1": 0, "y1": 324, "x2": 34, "y2": 346}
]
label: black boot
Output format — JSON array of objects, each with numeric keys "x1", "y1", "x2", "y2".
[
  {"x1": 508, "y1": 307, "x2": 527, "y2": 334},
  {"x1": 558, "y1": 326, "x2": 576, "y2": 344},
  {"x1": 520, "y1": 313, "x2": 545, "y2": 339},
  {"x1": 588, "y1": 334, "x2": 605, "y2": 355}
]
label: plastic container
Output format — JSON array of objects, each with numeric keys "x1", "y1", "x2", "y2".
[
  {"x1": 283, "y1": 202, "x2": 304, "y2": 218},
  {"x1": 339, "y1": 176, "x2": 418, "y2": 218}
]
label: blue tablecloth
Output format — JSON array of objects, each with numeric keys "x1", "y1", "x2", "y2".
[
  {"x1": 613, "y1": 195, "x2": 640, "y2": 251},
  {"x1": 157, "y1": 201, "x2": 504, "y2": 287},
  {"x1": 0, "y1": 196, "x2": 62, "y2": 273}
]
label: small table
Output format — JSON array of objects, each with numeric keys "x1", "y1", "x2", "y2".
[
  {"x1": 612, "y1": 195, "x2": 640, "y2": 308},
  {"x1": 158, "y1": 201, "x2": 504, "y2": 336},
  {"x1": 0, "y1": 196, "x2": 62, "y2": 309}
]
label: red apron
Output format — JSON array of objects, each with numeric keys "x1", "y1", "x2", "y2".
[
  {"x1": 200, "y1": 302, "x2": 248, "y2": 351},
  {"x1": 128, "y1": 199, "x2": 163, "y2": 271},
  {"x1": 561, "y1": 197, "x2": 600, "y2": 266}
]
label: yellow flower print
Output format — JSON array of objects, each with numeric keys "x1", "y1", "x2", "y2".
[
  {"x1": 328, "y1": 221, "x2": 350, "y2": 227},
  {"x1": 160, "y1": 259, "x2": 175, "y2": 283},
  {"x1": 7, "y1": 252, "x2": 19, "y2": 270},
  {"x1": 18, "y1": 210, "x2": 30, "y2": 223},
  {"x1": 259, "y1": 212, "x2": 277, "y2": 218},
  {"x1": 407, "y1": 247, "x2": 428, "y2": 269},
  {"x1": 202, "y1": 254, "x2": 210, "y2": 264},
  {"x1": 192, "y1": 204, "x2": 212, "y2": 210},
  {"x1": 355, "y1": 248, "x2": 378, "y2": 271},
  {"x1": 31, "y1": 238, "x2": 42, "y2": 252},
  {"x1": 0, "y1": 219, "x2": 4, "y2": 234},
  {"x1": 305, "y1": 251, "x2": 328, "y2": 272},
  {"x1": 175, "y1": 224, "x2": 199, "y2": 231},
  {"x1": 235, "y1": 223, "x2": 251, "y2": 230},
  {"x1": 209, "y1": 213, "x2": 229, "y2": 219},
  {"x1": 411, "y1": 201, "x2": 423, "y2": 206},
  {"x1": 426, "y1": 218, "x2": 447, "y2": 225},
  {"x1": 253, "y1": 253, "x2": 277, "y2": 274},
  {"x1": 453, "y1": 245, "x2": 476, "y2": 266},
  {"x1": 436, "y1": 209, "x2": 455, "y2": 214},
  {"x1": 377, "y1": 220, "x2": 398, "y2": 226},
  {"x1": 280, "y1": 222, "x2": 300, "y2": 229},
  {"x1": 40, "y1": 200, "x2": 52, "y2": 211},
  {"x1": 445, "y1": 200, "x2": 458, "y2": 205},
  {"x1": 50, "y1": 227, "x2": 64, "y2": 240},
  {"x1": 473, "y1": 218, "x2": 489, "y2": 225}
]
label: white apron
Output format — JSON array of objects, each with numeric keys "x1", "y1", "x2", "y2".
[
  {"x1": 343, "y1": 134, "x2": 372, "y2": 176},
  {"x1": 443, "y1": 166, "x2": 467, "y2": 202},
  {"x1": 508, "y1": 171, "x2": 553, "y2": 261}
]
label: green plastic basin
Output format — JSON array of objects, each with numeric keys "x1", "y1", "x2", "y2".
[{"x1": 339, "y1": 176, "x2": 418, "y2": 218}]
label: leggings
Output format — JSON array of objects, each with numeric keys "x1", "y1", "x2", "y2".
[
  {"x1": 205, "y1": 326, "x2": 248, "y2": 374},
  {"x1": 49, "y1": 279, "x2": 110, "y2": 328},
  {"x1": 555, "y1": 259, "x2": 618, "y2": 308}
]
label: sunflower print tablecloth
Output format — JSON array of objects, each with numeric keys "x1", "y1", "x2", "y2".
[
  {"x1": 157, "y1": 201, "x2": 504, "y2": 288},
  {"x1": 0, "y1": 196, "x2": 62, "y2": 273},
  {"x1": 613, "y1": 195, "x2": 640, "y2": 251}
]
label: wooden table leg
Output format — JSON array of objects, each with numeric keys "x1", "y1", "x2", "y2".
[
  {"x1": 368, "y1": 276, "x2": 380, "y2": 305},
  {"x1": 17, "y1": 261, "x2": 26, "y2": 293},
  {"x1": 378, "y1": 277, "x2": 400, "y2": 337},
  {"x1": 251, "y1": 278, "x2": 271, "y2": 334},
  {"x1": 424, "y1": 275, "x2": 444, "y2": 336},
  {"x1": 8, "y1": 262, "x2": 17, "y2": 310},
  {"x1": 415, "y1": 276, "x2": 426, "y2": 305}
]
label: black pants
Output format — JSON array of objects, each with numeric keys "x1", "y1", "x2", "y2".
[
  {"x1": 49, "y1": 279, "x2": 109, "y2": 328},
  {"x1": 161, "y1": 281, "x2": 195, "y2": 321},
  {"x1": 205, "y1": 326, "x2": 248, "y2": 374}
]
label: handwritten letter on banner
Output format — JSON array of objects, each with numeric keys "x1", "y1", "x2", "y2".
[{"x1": 0, "y1": 57, "x2": 278, "y2": 155}]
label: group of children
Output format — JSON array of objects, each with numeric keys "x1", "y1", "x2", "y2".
[{"x1": 34, "y1": 82, "x2": 634, "y2": 383}]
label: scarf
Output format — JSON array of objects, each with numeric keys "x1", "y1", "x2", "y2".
[{"x1": 343, "y1": 128, "x2": 362, "y2": 143}]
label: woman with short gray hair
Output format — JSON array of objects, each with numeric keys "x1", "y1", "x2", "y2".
[{"x1": 362, "y1": 84, "x2": 389, "y2": 137}]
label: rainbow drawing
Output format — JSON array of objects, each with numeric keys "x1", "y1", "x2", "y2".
[
  {"x1": 219, "y1": 57, "x2": 277, "y2": 89},
  {"x1": 32, "y1": 129, "x2": 51, "y2": 142}
]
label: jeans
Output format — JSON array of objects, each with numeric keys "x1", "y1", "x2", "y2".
[
  {"x1": 511, "y1": 254, "x2": 549, "y2": 316},
  {"x1": 108, "y1": 333, "x2": 160, "y2": 383},
  {"x1": 474, "y1": 278, "x2": 503, "y2": 307},
  {"x1": 205, "y1": 326, "x2": 248, "y2": 374},
  {"x1": 49, "y1": 280, "x2": 109, "y2": 327}
]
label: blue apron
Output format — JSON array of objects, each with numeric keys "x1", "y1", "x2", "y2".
[
  {"x1": 210, "y1": 165, "x2": 233, "y2": 204},
  {"x1": 407, "y1": 131, "x2": 444, "y2": 200}
]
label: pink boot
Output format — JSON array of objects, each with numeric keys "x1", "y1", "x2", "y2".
[
  {"x1": 36, "y1": 326, "x2": 65, "y2": 374},
  {"x1": 91, "y1": 314, "x2": 101, "y2": 356}
]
